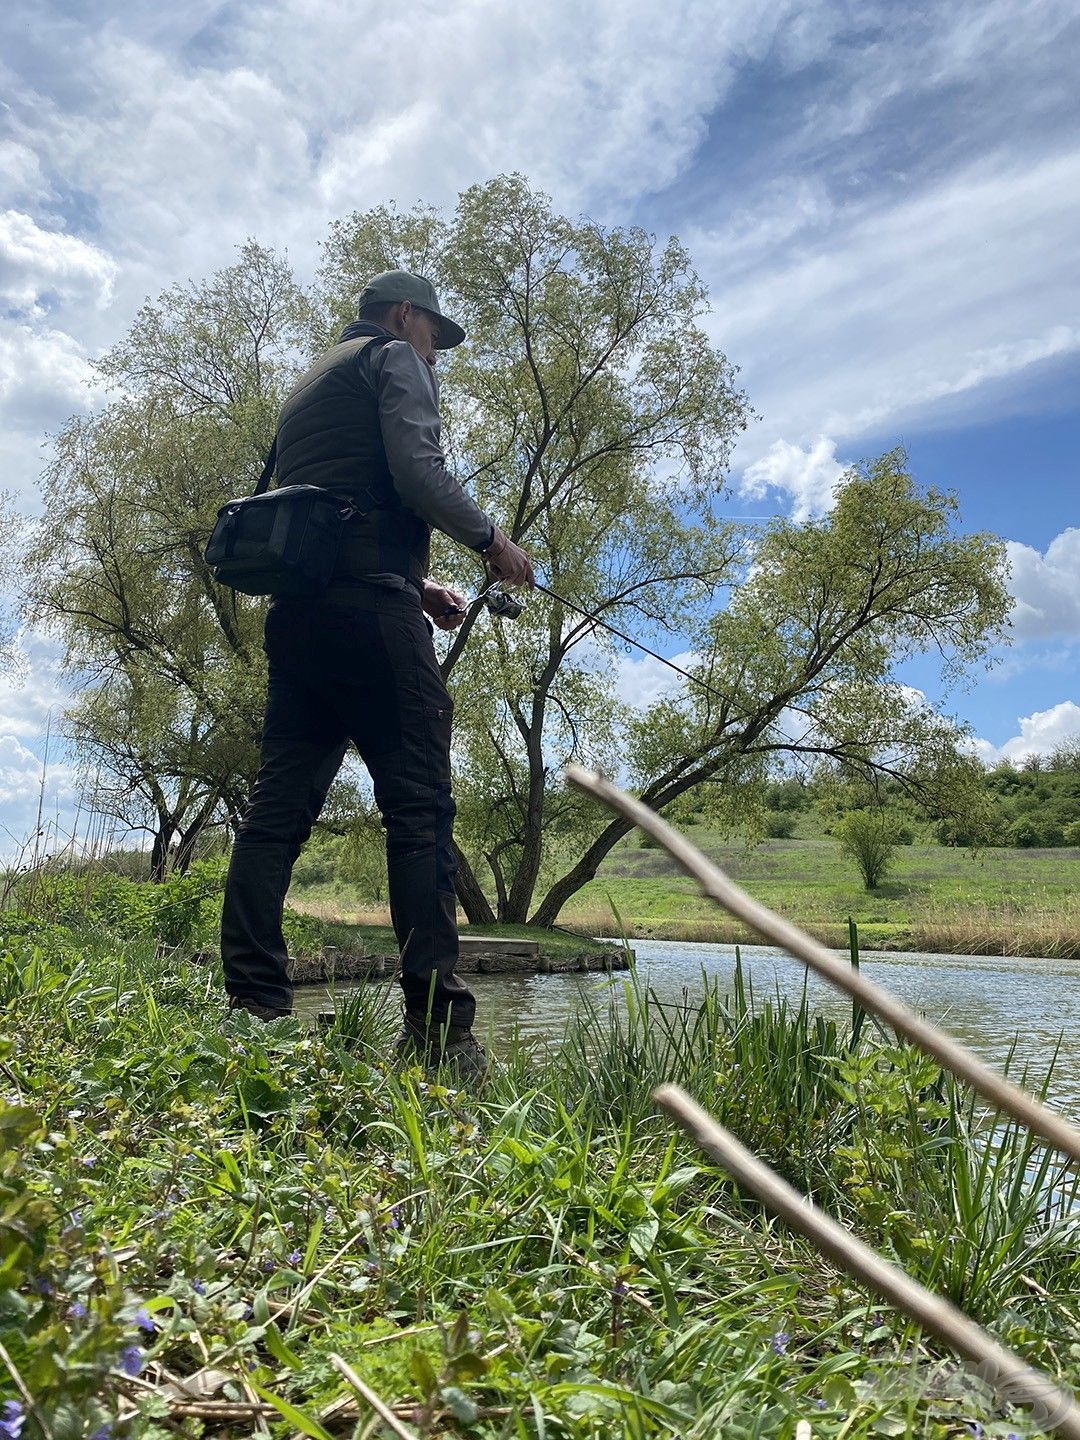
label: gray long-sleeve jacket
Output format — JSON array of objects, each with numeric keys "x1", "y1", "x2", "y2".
[{"x1": 368, "y1": 329, "x2": 494, "y2": 553}]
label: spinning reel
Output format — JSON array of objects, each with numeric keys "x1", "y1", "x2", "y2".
[
  {"x1": 445, "y1": 581, "x2": 526, "y2": 621},
  {"x1": 482, "y1": 583, "x2": 526, "y2": 619}
]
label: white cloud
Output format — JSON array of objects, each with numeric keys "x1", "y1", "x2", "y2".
[
  {"x1": 0, "y1": 629, "x2": 73, "y2": 740},
  {"x1": 740, "y1": 435, "x2": 846, "y2": 521},
  {"x1": 0, "y1": 211, "x2": 117, "y2": 315},
  {"x1": 0, "y1": 628, "x2": 87, "y2": 858},
  {"x1": 616, "y1": 650, "x2": 697, "y2": 710},
  {"x1": 1005, "y1": 529, "x2": 1080, "y2": 641},
  {"x1": 0, "y1": 731, "x2": 80, "y2": 855},
  {"x1": 972, "y1": 700, "x2": 1080, "y2": 767},
  {"x1": 0, "y1": 141, "x2": 46, "y2": 202},
  {"x1": 705, "y1": 145, "x2": 1080, "y2": 465},
  {"x1": 0, "y1": 324, "x2": 95, "y2": 449}
]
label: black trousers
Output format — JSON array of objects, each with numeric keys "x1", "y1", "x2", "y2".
[{"x1": 220, "y1": 588, "x2": 475, "y2": 1026}]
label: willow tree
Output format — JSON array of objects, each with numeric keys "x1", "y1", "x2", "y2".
[
  {"x1": 317, "y1": 179, "x2": 1008, "y2": 925},
  {"x1": 27, "y1": 242, "x2": 310, "y2": 871},
  {"x1": 318, "y1": 177, "x2": 749, "y2": 921}
]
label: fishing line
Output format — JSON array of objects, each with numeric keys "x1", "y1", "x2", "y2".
[
  {"x1": 536, "y1": 582, "x2": 726, "y2": 704},
  {"x1": 455, "y1": 579, "x2": 726, "y2": 704}
]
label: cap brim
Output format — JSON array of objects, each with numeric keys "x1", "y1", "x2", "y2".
[{"x1": 434, "y1": 314, "x2": 466, "y2": 349}]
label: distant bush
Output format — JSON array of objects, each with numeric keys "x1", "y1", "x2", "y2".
[
  {"x1": 1008, "y1": 817, "x2": 1048, "y2": 848},
  {"x1": 835, "y1": 810, "x2": 903, "y2": 889},
  {"x1": 765, "y1": 779, "x2": 810, "y2": 813},
  {"x1": 765, "y1": 813, "x2": 796, "y2": 838}
]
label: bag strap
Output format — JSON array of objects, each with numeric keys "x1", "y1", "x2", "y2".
[{"x1": 253, "y1": 439, "x2": 278, "y2": 496}]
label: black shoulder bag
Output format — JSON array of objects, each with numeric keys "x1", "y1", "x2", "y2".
[{"x1": 205, "y1": 442, "x2": 359, "y2": 597}]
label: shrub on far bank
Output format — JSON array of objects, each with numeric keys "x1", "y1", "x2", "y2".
[{"x1": 835, "y1": 809, "x2": 903, "y2": 889}]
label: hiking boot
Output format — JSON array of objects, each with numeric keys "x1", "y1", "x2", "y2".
[
  {"x1": 393, "y1": 1014, "x2": 488, "y2": 1080},
  {"x1": 225, "y1": 995, "x2": 292, "y2": 1023}
]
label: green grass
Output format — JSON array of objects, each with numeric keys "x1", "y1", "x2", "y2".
[
  {"x1": 2, "y1": 922, "x2": 1079, "y2": 1436},
  {"x1": 558, "y1": 832, "x2": 1080, "y2": 954}
]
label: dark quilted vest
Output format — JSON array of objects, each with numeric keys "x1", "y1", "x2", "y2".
[{"x1": 275, "y1": 326, "x2": 430, "y2": 584}]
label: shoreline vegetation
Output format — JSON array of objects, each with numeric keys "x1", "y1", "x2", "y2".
[
  {"x1": 290, "y1": 832, "x2": 1080, "y2": 961},
  {"x1": 4, "y1": 922, "x2": 1079, "y2": 1437}
]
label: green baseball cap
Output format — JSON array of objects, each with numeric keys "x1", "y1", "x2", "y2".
[{"x1": 356, "y1": 269, "x2": 466, "y2": 349}]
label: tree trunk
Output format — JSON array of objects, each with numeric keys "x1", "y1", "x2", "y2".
[
  {"x1": 453, "y1": 843, "x2": 496, "y2": 923},
  {"x1": 174, "y1": 821, "x2": 203, "y2": 873},
  {"x1": 149, "y1": 818, "x2": 174, "y2": 883},
  {"x1": 529, "y1": 814, "x2": 635, "y2": 927},
  {"x1": 174, "y1": 793, "x2": 222, "y2": 872}
]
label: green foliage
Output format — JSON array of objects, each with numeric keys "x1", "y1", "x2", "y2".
[
  {"x1": 765, "y1": 812, "x2": 797, "y2": 838},
  {"x1": 19, "y1": 858, "x2": 228, "y2": 951},
  {"x1": 835, "y1": 810, "x2": 903, "y2": 889},
  {"x1": 0, "y1": 1075, "x2": 134, "y2": 1436},
  {"x1": 2, "y1": 929, "x2": 1077, "y2": 1436},
  {"x1": 972, "y1": 756, "x2": 1080, "y2": 847},
  {"x1": 26, "y1": 241, "x2": 309, "y2": 863}
]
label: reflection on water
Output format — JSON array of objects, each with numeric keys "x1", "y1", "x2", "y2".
[{"x1": 295, "y1": 939, "x2": 1080, "y2": 1114}]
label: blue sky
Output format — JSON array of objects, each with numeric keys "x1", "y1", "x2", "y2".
[{"x1": 0, "y1": 0, "x2": 1077, "y2": 845}]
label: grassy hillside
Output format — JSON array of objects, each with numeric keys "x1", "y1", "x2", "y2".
[{"x1": 555, "y1": 828, "x2": 1080, "y2": 955}]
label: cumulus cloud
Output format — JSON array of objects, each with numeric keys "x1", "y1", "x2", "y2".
[
  {"x1": 615, "y1": 650, "x2": 697, "y2": 710},
  {"x1": 0, "y1": 0, "x2": 1075, "y2": 514},
  {"x1": 0, "y1": 627, "x2": 84, "y2": 856},
  {"x1": 1005, "y1": 529, "x2": 1080, "y2": 641},
  {"x1": 972, "y1": 700, "x2": 1080, "y2": 767},
  {"x1": 740, "y1": 435, "x2": 847, "y2": 522},
  {"x1": 0, "y1": 211, "x2": 117, "y2": 316},
  {"x1": 0, "y1": 324, "x2": 95, "y2": 449},
  {"x1": 0, "y1": 629, "x2": 73, "y2": 740}
]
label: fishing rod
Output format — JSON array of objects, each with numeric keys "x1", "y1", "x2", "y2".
[{"x1": 452, "y1": 579, "x2": 727, "y2": 705}]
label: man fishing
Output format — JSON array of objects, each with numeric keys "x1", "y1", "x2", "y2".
[{"x1": 220, "y1": 269, "x2": 533, "y2": 1076}]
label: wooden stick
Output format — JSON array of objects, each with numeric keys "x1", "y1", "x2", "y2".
[
  {"x1": 655, "y1": 1083, "x2": 1080, "y2": 1438},
  {"x1": 330, "y1": 1355, "x2": 419, "y2": 1440},
  {"x1": 565, "y1": 764, "x2": 1080, "y2": 1166}
]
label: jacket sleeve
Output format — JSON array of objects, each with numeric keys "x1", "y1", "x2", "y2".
[{"x1": 372, "y1": 341, "x2": 495, "y2": 551}]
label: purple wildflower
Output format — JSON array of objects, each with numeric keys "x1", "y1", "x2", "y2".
[
  {"x1": 82, "y1": 1155, "x2": 97, "y2": 1169},
  {"x1": 770, "y1": 1331, "x2": 789, "y2": 1356},
  {"x1": 89, "y1": 1427, "x2": 112, "y2": 1440},
  {"x1": 612, "y1": 1280, "x2": 628, "y2": 1297},
  {"x1": 0, "y1": 1400, "x2": 24, "y2": 1439},
  {"x1": 67, "y1": 1301, "x2": 87, "y2": 1320},
  {"x1": 133, "y1": 1307, "x2": 155, "y2": 1333},
  {"x1": 192, "y1": 1279, "x2": 206, "y2": 1295},
  {"x1": 31, "y1": 1275, "x2": 53, "y2": 1296},
  {"x1": 119, "y1": 1346, "x2": 143, "y2": 1378},
  {"x1": 287, "y1": 1249, "x2": 302, "y2": 1266},
  {"x1": 389, "y1": 1205, "x2": 401, "y2": 1230}
]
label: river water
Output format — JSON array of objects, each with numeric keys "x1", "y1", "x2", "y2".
[{"x1": 295, "y1": 939, "x2": 1080, "y2": 1114}]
